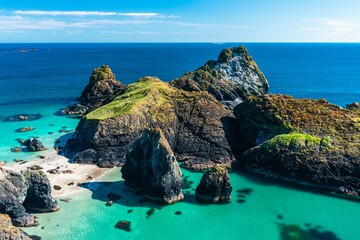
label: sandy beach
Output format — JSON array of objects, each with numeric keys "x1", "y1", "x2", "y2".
[{"x1": 4, "y1": 150, "x2": 112, "y2": 198}]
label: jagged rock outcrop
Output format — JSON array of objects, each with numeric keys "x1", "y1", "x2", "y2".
[
  {"x1": 170, "y1": 46, "x2": 269, "y2": 108},
  {"x1": 24, "y1": 139, "x2": 47, "y2": 152},
  {"x1": 65, "y1": 76, "x2": 235, "y2": 170},
  {"x1": 235, "y1": 94, "x2": 360, "y2": 197},
  {"x1": 22, "y1": 171, "x2": 59, "y2": 212},
  {"x1": 64, "y1": 65, "x2": 126, "y2": 115},
  {"x1": 0, "y1": 214, "x2": 35, "y2": 240},
  {"x1": 0, "y1": 169, "x2": 58, "y2": 227},
  {"x1": 121, "y1": 128, "x2": 183, "y2": 204},
  {"x1": 195, "y1": 164, "x2": 232, "y2": 203}
]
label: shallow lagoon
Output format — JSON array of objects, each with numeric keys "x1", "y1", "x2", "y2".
[{"x1": 22, "y1": 167, "x2": 359, "y2": 240}]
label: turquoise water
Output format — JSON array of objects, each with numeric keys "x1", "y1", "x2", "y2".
[
  {"x1": 24, "y1": 168, "x2": 360, "y2": 240},
  {"x1": 0, "y1": 102, "x2": 78, "y2": 163}
]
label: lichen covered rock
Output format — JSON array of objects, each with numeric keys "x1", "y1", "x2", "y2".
[
  {"x1": 121, "y1": 128, "x2": 183, "y2": 204},
  {"x1": 195, "y1": 164, "x2": 232, "y2": 203},
  {"x1": 171, "y1": 46, "x2": 269, "y2": 108},
  {"x1": 0, "y1": 214, "x2": 34, "y2": 240},
  {"x1": 235, "y1": 94, "x2": 360, "y2": 197},
  {"x1": 65, "y1": 76, "x2": 235, "y2": 170}
]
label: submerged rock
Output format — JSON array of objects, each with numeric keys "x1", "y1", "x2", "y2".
[
  {"x1": 114, "y1": 220, "x2": 131, "y2": 232},
  {"x1": 121, "y1": 128, "x2": 184, "y2": 204},
  {"x1": 15, "y1": 126, "x2": 34, "y2": 133},
  {"x1": 0, "y1": 214, "x2": 34, "y2": 240},
  {"x1": 24, "y1": 138, "x2": 47, "y2": 152},
  {"x1": 235, "y1": 94, "x2": 360, "y2": 197},
  {"x1": 171, "y1": 46, "x2": 269, "y2": 108},
  {"x1": 65, "y1": 76, "x2": 234, "y2": 170},
  {"x1": 64, "y1": 65, "x2": 126, "y2": 115},
  {"x1": 0, "y1": 169, "x2": 58, "y2": 227},
  {"x1": 195, "y1": 164, "x2": 232, "y2": 203}
]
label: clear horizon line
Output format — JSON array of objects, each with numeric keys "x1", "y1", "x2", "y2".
[{"x1": 1, "y1": 41, "x2": 360, "y2": 44}]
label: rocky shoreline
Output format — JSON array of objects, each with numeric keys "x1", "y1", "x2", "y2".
[{"x1": 1, "y1": 44, "x2": 359, "y2": 239}]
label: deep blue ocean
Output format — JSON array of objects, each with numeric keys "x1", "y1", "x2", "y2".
[
  {"x1": 1, "y1": 43, "x2": 360, "y2": 108},
  {"x1": 1, "y1": 43, "x2": 360, "y2": 240}
]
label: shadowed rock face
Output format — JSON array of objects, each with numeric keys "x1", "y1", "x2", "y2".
[
  {"x1": 65, "y1": 76, "x2": 235, "y2": 170},
  {"x1": 0, "y1": 214, "x2": 33, "y2": 240},
  {"x1": 235, "y1": 95, "x2": 360, "y2": 197},
  {"x1": 0, "y1": 169, "x2": 58, "y2": 227},
  {"x1": 195, "y1": 164, "x2": 232, "y2": 203},
  {"x1": 23, "y1": 171, "x2": 59, "y2": 212},
  {"x1": 64, "y1": 65, "x2": 126, "y2": 115},
  {"x1": 170, "y1": 46, "x2": 269, "y2": 108},
  {"x1": 121, "y1": 128, "x2": 184, "y2": 204}
]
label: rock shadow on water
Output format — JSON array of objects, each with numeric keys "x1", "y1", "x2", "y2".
[
  {"x1": 278, "y1": 223, "x2": 342, "y2": 240},
  {"x1": 78, "y1": 180, "x2": 163, "y2": 209}
]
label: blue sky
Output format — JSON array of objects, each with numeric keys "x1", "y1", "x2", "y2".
[{"x1": 1, "y1": 0, "x2": 360, "y2": 42}]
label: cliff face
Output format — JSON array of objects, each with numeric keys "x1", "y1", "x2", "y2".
[
  {"x1": 65, "y1": 77, "x2": 235, "y2": 170},
  {"x1": 0, "y1": 169, "x2": 58, "y2": 227},
  {"x1": 64, "y1": 65, "x2": 126, "y2": 115},
  {"x1": 170, "y1": 46, "x2": 269, "y2": 108},
  {"x1": 235, "y1": 95, "x2": 360, "y2": 197},
  {"x1": 121, "y1": 128, "x2": 183, "y2": 204}
]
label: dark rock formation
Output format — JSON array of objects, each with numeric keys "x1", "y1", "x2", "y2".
[
  {"x1": 65, "y1": 76, "x2": 235, "y2": 170},
  {"x1": 22, "y1": 171, "x2": 59, "y2": 212},
  {"x1": 121, "y1": 128, "x2": 184, "y2": 204},
  {"x1": 63, "y1": 104, "x2": 88, "y2": 115},
  {"x1": 235, "y1": 94, "x2": 360, "y2": 197},
  {"x1": 195, "y1": 164, "x2": 232, "y2": 203},
  {"x1": 0, "y1": 169, "x2": 58, "y2": 227},
  {"x1": 170, "y1": 46, "x2": 269, "y2": 108},
  {"x1": 23, "y1": 139, "x2": 47, "y2": 152},
  {"x1": 64, "y1": 65, "x2": 126, "y2": 115},
  {"x1": 0, "y1": 214, "x2": 34, "y2": 240}
]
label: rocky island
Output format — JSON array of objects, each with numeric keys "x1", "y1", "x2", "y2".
[
  {"x1": 65, "y1": 75, "x2": 236, "y2": 170},
  {"x1": 63, "y1": 45, "x2": 360, "y2": 200}
]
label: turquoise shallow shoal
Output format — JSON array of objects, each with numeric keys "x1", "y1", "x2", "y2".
[{"x1": 23, "y1": 168, "x2": 360, "y2": 240}]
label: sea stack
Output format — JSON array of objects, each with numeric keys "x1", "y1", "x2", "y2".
[
  {"x1": 195, "y1": 164, "x2": 232, "y2": 203},
  {"x1": 121, "y1": 128, "x2": 184, "y2": 204},
  {"x1": 64, "y1": 65, "x2": 126, "y2": 115},
  {"x1": 171, "y1": 46, "x2": 269, "y2": 108}
]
